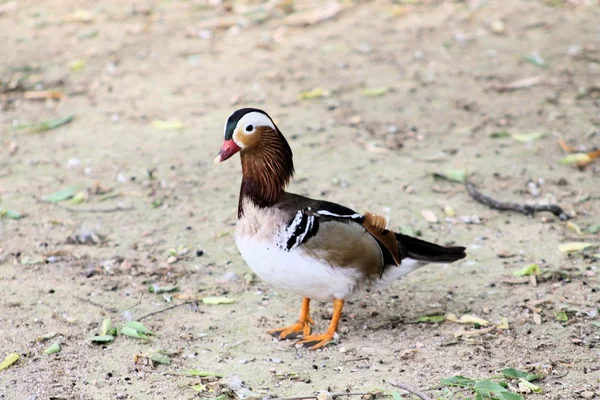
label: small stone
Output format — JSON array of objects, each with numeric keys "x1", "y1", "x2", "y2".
[
  {"x1": 490, "y1": 20, "x2": 505, "y2": 34},
  {"x1": 339, "y1": 347, "x2": 347, "y2": 353},
  {"x1": 67, "y1": 158, "x2": 81, "y2": 169},
  {"x1": 579, "y1": 391, "x2": 594, "y2": 399}
]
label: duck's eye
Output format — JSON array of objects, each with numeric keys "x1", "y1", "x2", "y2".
[{"x1": 245, "y1": 124, "x2": 254, "y2": 132}]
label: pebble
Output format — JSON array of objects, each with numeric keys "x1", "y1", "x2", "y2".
[{"x1": 67, "y1": 158, "x2": 81, "y2": 169}]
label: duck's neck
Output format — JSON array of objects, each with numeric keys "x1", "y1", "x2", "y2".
[{"x1": 238, "y1": 133, "x2": 294, "y2": 217}]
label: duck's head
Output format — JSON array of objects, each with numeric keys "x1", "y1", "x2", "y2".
[{"x1": 214, "y1": 108, "x2": 292, "y2": 164}]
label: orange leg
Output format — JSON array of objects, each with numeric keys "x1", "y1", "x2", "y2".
[
  {"x1": 297, "y1": 299, "x2": 344, "y2": 350},
  {"x1": 267, "y1": 297, "x2": 314, "y2": 340}
]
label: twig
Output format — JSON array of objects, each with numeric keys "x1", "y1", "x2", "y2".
[
  {"x1": 75, "y1": 296, "x2": 118, "y2": 313},
  {"x1": 137, "y1": 301, "x2": 195, "y2": 321},
  {"x1": 389, "y1": 382, "x2": 433, "y2": 400},
  {"x1": 274, "y1": 393, "x2": 375, "y2": 400},
  {"x1": 123, "y1": 293, "x2": 144, "y2": 311},
  {"x1": 465, "y1": 180, "x2": 570, "y2": 221}
]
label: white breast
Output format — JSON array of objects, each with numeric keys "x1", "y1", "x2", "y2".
[{"x1": 236, "y1": 234, "x2": 361, "y2": 301}]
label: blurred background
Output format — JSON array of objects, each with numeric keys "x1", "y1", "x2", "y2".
[{"x1": 1, "y1": 0, "x2": 599, "y2": 399}]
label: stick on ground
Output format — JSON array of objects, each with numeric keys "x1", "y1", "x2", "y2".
[
  {"x1": 465, "y1": 180, "x2": 570, "y2": 221},
  {"x1": 389, "y1": 382, "x2": 433, "y2": 400}
]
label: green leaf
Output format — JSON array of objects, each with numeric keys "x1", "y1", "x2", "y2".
[
  {"x1": 361, "y1": 86, "x2": 389, "y2": 97},
  {"x1": 474, "y1": 379, "x2": 509, "y2": 395},
  {"x1": 191, "y1": 384, "x2": 207, "y2": 392},
  {"x1": 44, "y1": 186, "x2": 78, "y2": 203},
  {"x1": 89, "y1": 335, "x2": 115, "y2": 343},
  {"x1": 183, "y1": 369, "x2": 224, "y2": 378},
  {"x1": 490, "y1": 131, "x2": 510, "y2": 139},
  {"x1": 148, "y1": 352, "x2": 171, "y2": 365},
  {"x1": 69, "y1": 59, "x2": 86, "y2": 72},
  {"x1": 391, "y1": 391, "x2": 404, "y2": 400},
  {"x1": 202, "y1": 296, "x2": 235, "y2": 305},
  {"x1": 120, "y1": 327, "x2": 149, "y2": 340},
  {"x1": 15, "y1": 115, "x2": 74, "y2": 133},
  {"x1": 124, "y1": 321, "x2": 153, "y2": 335},
  {"x1": 37, "y1": 332, "x2": 57, "y2": 342},
  {"x1": 519, "y1": 378, "x2": 542, "y2": 393},
  {"x1": 0, "y1": 353, "x2": 19, "y2": 371},
  {"x1": 433, "y1": 169, "x2": 466, "y2": 183},
  {"x1": 416, "y1": 315, "x2": 445, "y2": 323},
  {"x1": 496, "y1": 393, "x2": 524, "y2": 400},
  {"x1": 299, "y1": 87, "x2": 328, "y2": 100},
  {"x1": 591, "y1": 321, "x2": 600, "y2": 328},
  {"x1": 440, "y1": 375, "x2": 476, "y2": 387},
  {"x1": 512, "y1": 263, "x2": 540, "y2": 277},
  {"x1": 555, "y1": 311, "x2": 568, "y2": 322},
  {"x1": 588, "y1": 224, "x2": 600, "y2": 234},
  {"x1": 0, "y1": 209, "x2": 22, "y2": 219},
  {"x1": 502, "y1": 368, "x2": 542, "y2": 382},
  {"x1": 70, "y1": 192, "x2": 86, "y2": 204},
  {"x1": 101, "y1": 318, "x2": 112, "y2": 336},
  {"x1": 44, "y1": 342, "x2": 60, "y2": 355},
  {"x1": 559, "y1": 153, "x2": 591, "y2": 165},
  {"x1": 523, "y1": 53, "x2": 548, "y2": 68},
  {"x1": 512, "y1": 132, "x2": 544, "y2": 143},
  {"x1": 148, "y1": 285, "x2": 179, "y2": 294}
]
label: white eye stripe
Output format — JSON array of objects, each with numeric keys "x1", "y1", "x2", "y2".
[{"x1": 235, "y1": 112, "x2": 275, "y2": 135}]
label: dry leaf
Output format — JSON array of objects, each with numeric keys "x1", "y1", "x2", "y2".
[
  {"x1": 421, "y1": 210, "x2": 438, "y2": 223},
  {"x1": 558, "y1": 242, "x2": 595, "y2": 253},
  {"x1": 24, "y1": 91, "x2": 65, "y2": 100},
  {"x1": 494, "y1": 76, "x2": 542, "y2": 92},
  {"x1": 283, "y1": 2, "x2": 343, "y2": 26},
  {"x1": 458, "y1": 315, "x2": 490, "y2": 326}
]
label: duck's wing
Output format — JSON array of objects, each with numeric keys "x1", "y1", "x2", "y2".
[{"x1": 277, "y1": 193, "x2": 465, "y2": 272}]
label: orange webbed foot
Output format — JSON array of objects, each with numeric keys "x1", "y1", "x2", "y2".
[
  {"x1": 296, "y1": 332, "x2": 336, "y2": 350},
  {"x1": 267, "y1": 317, "x2": 314, "y2": 340}
]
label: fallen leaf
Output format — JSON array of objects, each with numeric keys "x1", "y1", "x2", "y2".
[
  {"x1": 512, "y1": 263, "x2": 540, "y2": 277},
  {"x1": 589, "y1": 224, "x2": 600, "y2": 234},
  {"x1": 202, "y1": 296, "x2": 235, "y2": 305},
  {"x1": 502, "y1": 368, "x2": 542, "y2": 382},
  {"x1": 361, "y1": 86, "x2": 389, "y2": 97},
  {"x1": 458, "y1": 315, "x2": 489, "y2": 326},
  {"x1": 124, "y1": 321, "x2": 153, "y2": 335},
  {"x1": 523, "y1": 53, "x2": 547, "y2": 68},
  {"x1": 416, "y1": 315, "x2": 445, "y2": 323},
  {"x1": 0, "y1": 209, "x2": 22, "y2": 219},
  {"x1": 23, "y1": 91, "x2": 65, "y2": 100},
  {"x1": 120, "y1": 327, "x2": 148, "y2": 340},
  {"x1": 559, "y1": 153, "x2": 591, "y2": 165},
  {"x1": 494, "y1": 76, "x2": 542, "y2": 92},
  {"x1": 183, "y1": 369, "x2": 224, "y2": 378},
  {"x1": 566, "y1": 221, "x2": 583, "y2": 235},
  {"x1": 69, "y1": 59, "x2": 86, "y2": 72},
  {"x1": 70, "y1": 192, "x2": 86, "y2": 204},
  {"x1": 519, "y1": 379, "x2": 542, "y2": 393},
  {"x1": 433, "y1": 169, "x2": 466, "y2": 183},
  {"x1": 444, "y1": 205, "x2": 456, "y2": 217},
  {"x1": 283, "y1": 2, "x2": 343, "y2": 26},
  {"x1": 89, "y1": 335, "x2": 115, "y2": 343},
  {"x1": 44, "y1": 342, "x2": 60, "y2": 355},
  {"x1": 490, "y1": 131, "x2": 510, "y2": 138},
  {"x1": 421, "y1": 210, "x2": 438, "y2": 223},
  {"x1": 15, "y1": 115, "x2": 74, "y2": 133},
  {"x1": 440, "y1": 375, "x2": 476, "y2": 387},
  {"x1": 146, "y1": 350, "x2": 171, "y2": 365},
  {"x1": 152, "y1": 119, "x2": 185, "y2": 131},
  {"x1": 453, "y1": 326, "x2": 495, "y2": 337},
  {"x1": 0, "y1": 353, "x2": 19, "y2": 371},
  {"x1": 43, "y1": 186, "x2": 78, "y2": 203},
  {"x1": 191, "y1": 384, "x2": 207, "y2": 392},
  {"x1": 299, "y1": 87, "x2": 328, "y2": 100},
  {"x1": 512, "y1": 132, "x2": 544, "y2": 143},
  {"x1": 64, "y1": 9, "x2": 94, "y2": 23},
  {"x1": 101, "y1": 318, "x2": 112, "y2": 336},
  {"x1": 497, "y1": 317, "x2": 509, "y2": 330},
  {"x1": 555, "y1": 311, "x2": 568, "y2": 322},
  {"x1": 148, "y1": 285, "x2": 179, "y2": 294},
  {"x1": 558, "y1": 242, "x2": 595, "y2": 253},
  {"x1": 37, "y1": 332, "x2": 57, "y2": 342}
]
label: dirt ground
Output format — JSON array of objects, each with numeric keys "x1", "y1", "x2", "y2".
[{"x1": 1, "y1": 0, "x2": 600, "y2": 399}]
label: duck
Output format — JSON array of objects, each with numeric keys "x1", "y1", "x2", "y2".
[{"x1": 214, "y1": 108, "x2": 466, "y2": 349}]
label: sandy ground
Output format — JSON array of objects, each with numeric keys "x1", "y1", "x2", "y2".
[{"x1": 1, "y1": 0, "x2": 600, "y2": 399}]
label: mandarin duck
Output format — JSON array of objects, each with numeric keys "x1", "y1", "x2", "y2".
[{"x1": 214, "y1": 108, "x2": 466, "y2": 349}]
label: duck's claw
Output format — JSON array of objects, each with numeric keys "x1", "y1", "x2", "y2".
[
  {"x1": 296, "y1": 332, "x2": 335, "y2": 350},
  {"x1": 267, "y1": 318, "x2": 313, "y2": 340}
]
